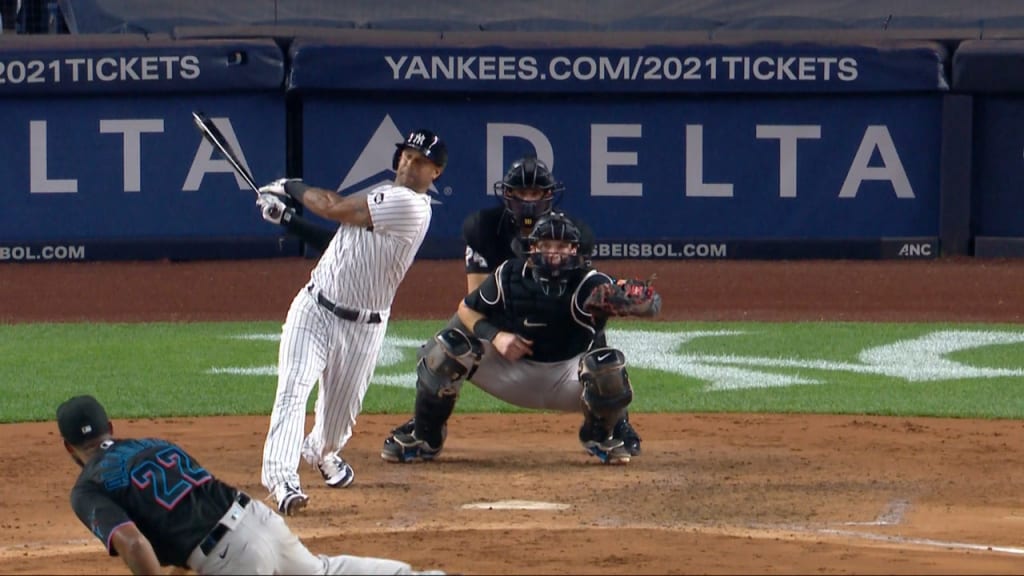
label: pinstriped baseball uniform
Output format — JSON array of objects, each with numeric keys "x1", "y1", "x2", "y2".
[{"x1": 261, "y1": 183, "x2": 431, "y2": 494}]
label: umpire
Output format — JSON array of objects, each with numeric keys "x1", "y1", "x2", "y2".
[{"x1": 57, "y1": 394, "x2": 445, "y2": 575}]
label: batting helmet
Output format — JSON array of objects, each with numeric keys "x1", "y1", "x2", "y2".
[
  {"x1": 493, "y1": 156, "x2": 564, "y2": 229},
  {"x1": 525, "y1": 212, "x2": 584, "y2": 295},
  {"x1": 392, "y1": 129, "x2": 448, "y2": 171}
]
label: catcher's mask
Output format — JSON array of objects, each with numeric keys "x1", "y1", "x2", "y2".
[
  {"x1": 493, "y1": 156, "x2": 564, "y2": 229},
  {"x1": 392, "y1": 128, "x2": 448, "y2": 172},
  {"x1": 526, "y1": 212, "x2": 583, "y2": 296}
]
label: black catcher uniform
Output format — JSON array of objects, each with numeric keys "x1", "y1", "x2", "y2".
[{"x1": 382, "y1": 212, "x2": 650, "y2": 465}]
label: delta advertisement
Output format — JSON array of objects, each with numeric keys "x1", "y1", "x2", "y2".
[
  {"x1": 0, "y1": 92, "x2": 941, "y2": 261},
  {"x1": 300, "y1": 94, "x2": 942, "y2": 258}
]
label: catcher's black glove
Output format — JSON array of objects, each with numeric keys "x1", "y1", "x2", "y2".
[{"x1": 584, "y1": 275, "x2": 661, "y2": 317}]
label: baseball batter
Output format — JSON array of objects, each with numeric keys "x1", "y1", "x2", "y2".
[
  {"x1": 381, "y1": 158, "x2": 641, "y2": 463},
  {"x1": 255, "y1": 129, "x2": 446, "y2": 514},
  {"x1": 57, "y1": 394, "x2": 445, "y2": 575},
  {"x1": 382, "y1": 212, "x2": 660, "y2": 465}
]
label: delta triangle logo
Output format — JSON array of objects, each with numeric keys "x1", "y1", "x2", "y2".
[{"x1": 336, "y1": 114, "x2": 441, "y2": 203}]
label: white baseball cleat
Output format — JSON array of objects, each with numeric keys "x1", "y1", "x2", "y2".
[
  {"x1": 273, "y1": 482, "x2": 309, "y2": 515},
  {"x1": 318, "y1": 454, "x2": 355, "y2": 488}
]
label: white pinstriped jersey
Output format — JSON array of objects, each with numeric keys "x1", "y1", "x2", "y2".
[{"x1": 309, "y1": 184, "x2": 432, "y2": 312}]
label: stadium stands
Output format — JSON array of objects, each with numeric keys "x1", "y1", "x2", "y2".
[
  {"x1": 365, "y1": 18, "x2": 479, "y2": 32},
  {"x1": 480, "y1": 18, "x2": 600, "y2": 32},
  {"x1": 31, "y1": 1, "x2": 1024, "y2": 38}
]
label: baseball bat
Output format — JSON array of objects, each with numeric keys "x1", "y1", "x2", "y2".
[{"x1": 191, "y1": 111, "x2": 261, "y2": 195}]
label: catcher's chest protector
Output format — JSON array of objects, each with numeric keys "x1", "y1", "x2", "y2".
[{"x1": 496, "y1": 263, "x2": 596, "y2": 362}]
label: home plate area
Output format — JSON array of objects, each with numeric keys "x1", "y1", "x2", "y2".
[
  {"x1": 5, "y1": 411, "x2": 1024, "y2": 574},
  {"x1": 5, "y1": 259, "x2": 1024, "y2": 574}
]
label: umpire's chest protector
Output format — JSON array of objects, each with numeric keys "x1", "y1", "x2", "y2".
[{"x1": 501, "y1": 264, "x2": 595, "y2": 362}]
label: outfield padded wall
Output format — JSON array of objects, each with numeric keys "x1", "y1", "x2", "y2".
[
  {"x1": 0, "y1": 30, "x2": 1000, "y2": 261},
  {"x1": 954, "y1": 40, "x2": 1024, "y2": 257}
]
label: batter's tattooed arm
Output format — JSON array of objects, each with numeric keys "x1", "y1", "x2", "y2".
[{"x1": 284, "y1": 182, "x2": 373, "y2": 229}]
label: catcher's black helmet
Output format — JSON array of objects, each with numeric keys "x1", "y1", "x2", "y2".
[
  {"x1": 493, "y1": 156, "x2": 564, "y2": 229},
  {"x1": 525, "y1": 212, "x2": 584, "y2": 296},
  {"x1": 392, "y1": 129, "x2": 447, "y2": 171}
]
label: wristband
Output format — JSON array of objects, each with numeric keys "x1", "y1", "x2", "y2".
[
  {"x1": 472, "y1": 319, "x2": 500, "y2": 341},
  {"x1": 283, "y1": 180, "x2": 312, "y2": 203}
]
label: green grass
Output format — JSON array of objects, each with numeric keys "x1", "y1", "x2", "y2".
[{"x1": 3, "y1": 320, "x2": 1024, "y2": 423}]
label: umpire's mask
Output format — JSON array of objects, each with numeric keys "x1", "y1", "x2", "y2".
[{"x1": 493, "y1": 156, "x2": 564, "y2": 229}]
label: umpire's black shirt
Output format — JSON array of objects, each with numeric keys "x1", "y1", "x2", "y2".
[{"x1": 463, "y1": 206, "x2": 596, "y2": 275}]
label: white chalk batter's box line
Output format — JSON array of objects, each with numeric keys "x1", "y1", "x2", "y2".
[{"x1": 8, "y1": 521, "x2": 1024, "y2": 561}]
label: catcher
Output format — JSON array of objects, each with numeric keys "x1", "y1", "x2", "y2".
[{"x1": 381, "y1": 212, "x2": 660, "y2": 465}]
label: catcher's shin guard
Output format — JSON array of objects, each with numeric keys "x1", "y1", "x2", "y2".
[
  {"x1": 579, "y1": 347, "x2": 633, "y2": 419},
  {"x1": 578, "y1": 347, "x2": 633, "y2": 464},
  {"x1": 417, "y1": 328, "x2": 482, "y2": 397},
  {"x1": 380, "y1": 388, "x2": 454, "y2": 463},
  {"x1": 383, "y1": 327, "x2": 477, "y2": 463},
  {"x1": 413, "y1": 387, "x2": 456, "y2": 449}
]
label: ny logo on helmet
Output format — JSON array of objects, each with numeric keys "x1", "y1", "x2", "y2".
[{"x1": 409, "y1": 132, "x2": 426, "y2": 146}]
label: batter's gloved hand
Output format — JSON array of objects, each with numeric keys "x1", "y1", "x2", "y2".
[
  {"x1": 257, "y1": 192, "x2": 293, "y2": 225},
  {"x1": 258, "y1": 178, "x2": 300, "y2": 208},
  {"x1": 584, "y1": 275, "x2": 661, "y2": 317}
]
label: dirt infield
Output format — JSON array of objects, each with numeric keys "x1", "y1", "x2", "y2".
[{"x1": 3, "y1": 258, "x2": 1024, "y2": 574}]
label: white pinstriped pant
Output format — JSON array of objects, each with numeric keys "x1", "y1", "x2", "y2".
[{"x1": 261, "y1": 288, "x2": 388, "y2": 492}]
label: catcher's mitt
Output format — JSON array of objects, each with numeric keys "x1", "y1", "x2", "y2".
[{"x1": 584, "y1": 275, "x2": 661, "y2": 317}]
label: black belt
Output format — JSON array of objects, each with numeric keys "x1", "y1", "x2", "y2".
[
  {"x1": 199, "y1": 492, "x2": 251, "y2": 555},
  {"x1": 307, "y1": 284, "x2": 382, "y2": 324}
]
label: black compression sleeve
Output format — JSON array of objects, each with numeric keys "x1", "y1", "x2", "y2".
[
  {"x1": 280, "y1": 210, "x2": 334, "y2": 253},
  {"x1": 283, "y1": 180, "x2": 312, "y2": 203}
]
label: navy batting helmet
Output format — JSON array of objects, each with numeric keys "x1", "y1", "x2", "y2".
[
  {"x1": 392, "y1": 129, "x2": 447, "y2": 171},
  {"x1": 493, "y1": 156, "x2": 564, "y2": 229},
  {"x1": 525, "y1": 212, "x2": 584, "y2": 295}
]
